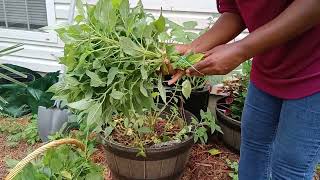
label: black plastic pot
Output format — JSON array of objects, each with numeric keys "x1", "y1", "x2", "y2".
[
  {"x1": 216, "y1": 99, "x2": 241, "y2": 153},
  {"x1": 155, "y1": 85, "x2": 210, "y2": 121},
  {"x1": 183, "y1": 87, "x2": 210, "y2": 120},
  {"x1": 100, "y1": 108, "x2": 196, "y2": 180}
]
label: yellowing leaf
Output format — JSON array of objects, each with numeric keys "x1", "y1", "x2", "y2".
[
  {"x1": 61, "y1": 170, "x2": 72, "y2": 179},
  {"x1": 182, "y1": 80, "x2": 192, "y2": 99},
  {"x1": 208, "y1": 148, "x2": 222, "y2": 156},
  {"x1": 187, "y1": 53, "x2": 204, "y2": 64}
]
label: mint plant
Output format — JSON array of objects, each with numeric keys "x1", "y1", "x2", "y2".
[{"x1": 49, "y1": 0, "x2": 212, "y2": 155}]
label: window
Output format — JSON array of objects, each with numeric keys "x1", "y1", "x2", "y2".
[
  {"x1": 0, "y1": 0, "x2": 57, "y2": 43},
  {"x1": 0, "y1": 0, "x2": 48, "y2": 31}
]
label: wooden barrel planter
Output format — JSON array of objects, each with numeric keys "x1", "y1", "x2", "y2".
[
  {"x1": 100, "y1": 109, "x2": 196, "y2": 180},
  {"x1": 216, "y1": 100, "x2": 241, "y2": 152}
]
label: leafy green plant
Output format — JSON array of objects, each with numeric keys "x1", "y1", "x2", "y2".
[
  {"x1": 226, "y1": 159, "x2": 239, "y2": 180},
  {"x1": 193, "y1": 108, "x2": 223, "y2": 143},
  {"x1": 49, "y1": 0, "x2": 212, "y2": 155},
  {"x1": 0, "y1": 115, "x2": 40, "y2": 147},
  {"x1": 0, "y1": 70, "x2": 59, "y2": 117},
  {"x1": 7, "y1": 143, "x2": 103, "y2": 180}
]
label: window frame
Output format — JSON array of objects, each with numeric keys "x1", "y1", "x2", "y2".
[{"x1": 0, "y1": 0, "x2": 57, "y2": 43}]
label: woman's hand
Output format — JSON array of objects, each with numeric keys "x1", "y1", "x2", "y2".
[
  {"x1": 186, "y1": 43, "x2": 248, "y2": 76},
  {"x1": 162, "y1": 44, "x2": 191, "y2": 85}
]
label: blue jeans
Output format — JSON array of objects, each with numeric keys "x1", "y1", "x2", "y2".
[{"x1": 239, "y1": 83, "x2": 320, "y2": 180}]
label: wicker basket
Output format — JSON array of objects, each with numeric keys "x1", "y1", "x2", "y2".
[{"x1": 5, "y1": 138, "x2": 85, "y2": 180}]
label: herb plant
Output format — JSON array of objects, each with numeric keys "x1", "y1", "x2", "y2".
[
  {"x1": 7, "y1": 144, "x2": 103, "y2": 180},
  {"x1": 49, "y1": 0, "x2": 212, "y2": 155},
  {"x1": 226, "y1": 159, "x2": 239, "y2": 180},
  {"x1": 0, "y1": 115, "x2": 40, "y2": 147}
]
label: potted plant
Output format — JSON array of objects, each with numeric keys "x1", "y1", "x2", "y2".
[
  {"x1": 49, "y1": 0, "x2": 220, "y2": 179},
  {"x1": 159, "y1": 20, "x2": 211, "y2": 120},
  {"x1": 215, "y1": 61, "x2": 251, "y2": 152}
]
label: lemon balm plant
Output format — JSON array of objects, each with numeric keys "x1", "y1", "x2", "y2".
[
  {"x1": 49, "y1": 0, "x2": 211, "y2": 146},
  {"x1": 48, "y1": 0, "x2": 222, "y2": 178}
]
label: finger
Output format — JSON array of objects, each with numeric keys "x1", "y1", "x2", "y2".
[
  {"x1": 168, "y1": 71, "x2": 185, "y2": 85},
  {"x1": 204, "y1": 49, "x2": 214, "y2": 57},
  {"x1": 186, "y1": 58, "x2": 213, "y2": 75}
]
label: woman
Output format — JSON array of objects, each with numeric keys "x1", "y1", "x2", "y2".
[{"x1": 167, "y1": 0, "x2": 320, "y2": 179}]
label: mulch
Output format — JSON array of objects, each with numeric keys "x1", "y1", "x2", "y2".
[
  {"x1": 91, "y1": 137, "x2": 240, "y2": 180},
  {"x1": 0, "y1": 116, "x2": 318, "y2": 180}
]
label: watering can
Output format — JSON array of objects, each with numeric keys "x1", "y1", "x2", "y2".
[{"x1": 37, "y1": 101, "x2": 70, "y2": 142}]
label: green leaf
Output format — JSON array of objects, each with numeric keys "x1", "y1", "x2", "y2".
[
  {"x1": 182, "y1": 80, "x2": 192, "y2": 99},
  {"x1": 120, "y1": 0, "x2": 130, "y2": 21},
  {"x1": 187, "y1": 53, "x2": 204, "y2": 64},
  {"x1": 140, "y1": 82, "x2": 148, "y2": 97},
  {"x1": 119, "y1": 37, "x2": 142, "y2": 56},
  {"x1": 159, "y1": 32, "x2": 171, "y2": 42},
  {"x1": 136, "y1": 150, "x2": 146, "y2": 157},
  {"x1": 124, "y1": 118, "x2": 129, "y2": 128},
  {"x1": 140, "y1": 66, "x2": 147, "y2": 80},
  {"x1": 86, "y1": 70, "x2": 106, "y2": 87},
  {"x1": 112, "y1": 0, "x2": 122, "y2": 8},
  {"x1": 183, "y1": 21, "x2": 197, "y2": 29},
  {"x1": 157, "y1": 77, "x2": 166, "y2": 103},
  {"x1": 104, "y1": 126, "x2": 114, "y2": 137},
  {"x1": 87, "y1": 103, "x2": 102, "y2": 126},
  {"x1": 76, "y1": 0, "x2": 86, "y2": 17},
  {"x1": 94, "y1": 0, "x2": 118, "y2": 31},
  {"x1": 85, "y1": 172, "x2": 103, "y2": 180},
  {"x1": 61, "y1": 170, "x2": 72, "y2": 179},
  {"x1": 208, "y1": 148, "x2": 221, "y2": 156},
  {"x1": 107, "y1": 67, "x2": 118, "y2": 86},
  {"x1": 186, "y1": 32, "x2": 199, "y2": 40},
  {"x1": 110, "y1": 90, "x2": 124, "y2": 100},
  {"x1": 5, "y1": 158, "x2": 19, "y2": 168},
  {"x1": 68, "y1": 99, "x2": 92, "y2": 110},
  {"x1": 93, "y1": 59, "x2": 102, "y2": 69},
  {"x1": 138, "y1": 127, "x2": 152, "y2": 134},
  {"x1": 154, "y1": 10, "x2": 166, "y2": 33}
]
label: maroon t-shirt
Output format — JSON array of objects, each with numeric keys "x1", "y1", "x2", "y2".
[{"x1": 217, "y1": 0, "x2": 320, "y2": 99}]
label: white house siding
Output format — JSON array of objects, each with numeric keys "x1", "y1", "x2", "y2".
[{"x1": 0, "y1": 0, "x2": 247, "y2": 73}]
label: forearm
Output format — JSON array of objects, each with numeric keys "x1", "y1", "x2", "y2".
[
  {"x1": 238, "y1": 0, "x2": 320, "y2": 59},
  {"x1": 190, "y1": 12, "x2": 245, "y2": 52}
]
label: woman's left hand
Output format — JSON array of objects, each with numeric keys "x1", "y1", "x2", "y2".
[{"x1": 186, "y1": 43, "x2": 248, "y2": 76}]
